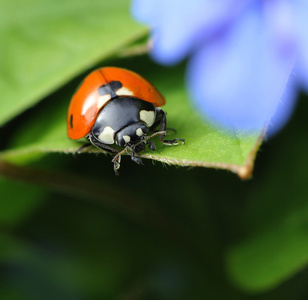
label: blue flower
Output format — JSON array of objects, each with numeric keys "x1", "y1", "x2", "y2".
[{"x1": 132, "y1": 0, "x2": 308, "y2": 134}]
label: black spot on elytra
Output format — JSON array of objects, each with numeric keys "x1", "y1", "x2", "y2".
[
  {"x1": 70, "y1": 114, "x2": 73, "y2": 128},
  {"x1": 98, "y1": 81, "x2": 122, "y2": 98}
]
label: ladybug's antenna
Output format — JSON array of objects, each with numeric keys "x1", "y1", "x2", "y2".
[
  {"x1": 112, "y1": 146, "x2": 129, "y2": 164},
  {"x1": 145, "y1": 131, "x2": 167, "y2": 140},
  {"x1": 111, "y1": 131, "x2": 167, "y2": 170}
]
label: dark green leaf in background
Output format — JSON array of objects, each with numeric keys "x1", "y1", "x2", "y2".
[
  {"x1": 225, "y1": 102, "x2": 308, "y2": 292},
  {"x1": 0, "y1": 179, "x2": 44, "y2": 226}
]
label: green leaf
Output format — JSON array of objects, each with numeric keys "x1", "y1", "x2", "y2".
[
  {"x1": 0, "y1": 0, "x2": 264, "y2": 178},
  {"x1": 0, "y1": 0, "x2": 146, "y2": 127},
  {"x1": 1, "y1": 59, "x2": 262, "y2": 178},
  {"x1": 226, "y1": 217, "x2": 308, "y2": 291}
]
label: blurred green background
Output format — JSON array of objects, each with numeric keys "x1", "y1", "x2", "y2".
[{"x1": 1, "y1": 0, "x2": 308, "y2": 299}]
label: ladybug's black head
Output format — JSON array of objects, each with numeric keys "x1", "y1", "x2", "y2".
[{"x1": 115, "y1": 121, "x2": 149, "y2": 149}]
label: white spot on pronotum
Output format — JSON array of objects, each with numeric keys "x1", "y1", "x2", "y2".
[
  {"x1": 136, "y1": 128, "x2": 144, "y2": 136},
  {"x1": 140, "y1": 110, "x2": 155, "y2": 126},
  {"x1": 116, "y1": 87, "x2": 134, "y2": 97},
  {"x1": 97, "y1": 94, "x2": 111, "y2": 109},
  {"x1": 98, "y1": 126, "x2": 115, "y2": 144},
  {"x1": 123, "y1": 135, "x2": 131, "y2": 144}
]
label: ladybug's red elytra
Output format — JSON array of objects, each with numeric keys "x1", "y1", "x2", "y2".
[{"x1": 67, "y1": 67, "x2": 184, "y2": 174}]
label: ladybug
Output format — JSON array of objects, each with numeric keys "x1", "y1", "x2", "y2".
[{"x1": 67, "y1": 67, "x2": 184, "y2": 174}]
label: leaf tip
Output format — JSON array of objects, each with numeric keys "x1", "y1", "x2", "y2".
[{"x1": 237, "y1": 165, "x2": 253, "y2": 180}]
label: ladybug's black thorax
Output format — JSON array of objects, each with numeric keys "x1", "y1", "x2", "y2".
[
  {"x1": 92, "y1": 97, "x2": 154, "y2": 135},
  {"x1": 91, "y1": 97, "x2": 155, "y2": 147},
  {"x1": 98, "y1": 81, "x2": 122, "y2": 99}
]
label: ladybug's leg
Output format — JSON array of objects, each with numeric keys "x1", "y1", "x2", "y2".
[
  {"x1": 131, "y1": 151, "x2": 143, "y2": 165},
  {"x1": 87, "y1": 134, "x2": 119, "y2": 154},
  {"x1": 75, "y1": 140, "x2": 118, "y2": 156},
  {"x1": 154, "y1": 108, "x2": 185, "y2": 146},
  {"x1": 147, "y1": 140, "x2": 156, "y2": 151},
  {"x1": 87, "y1": 134, "x2": 121, "y2": 175},
  {"x1": 75, "y1": 143, "x2": 92, "y2": 155}
]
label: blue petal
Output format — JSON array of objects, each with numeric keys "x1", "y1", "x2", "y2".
[
  {"x1": 131, "y1": 0, "x2": 161, "y2": 25},
  {"x1": 187, "y1": 2, "x2": 296, "y2": 133},
  {"x1": 267, "y1": 77, "x2": 297, "y2": 136},
  {"x1": 292, "y1": 0, "x2": 308, "y2": 91},
  {"x1": 132, "y1": 0, "x2": 248, "y2": 65}
]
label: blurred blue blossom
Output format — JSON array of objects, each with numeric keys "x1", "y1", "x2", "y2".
[{"x1": 132, "y1": 0, "x2": 308, "y2": 134}]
